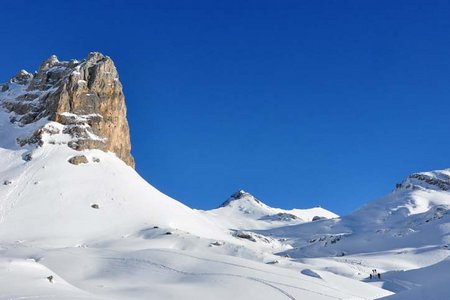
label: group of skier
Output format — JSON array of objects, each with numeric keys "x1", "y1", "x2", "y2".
[{"x1": 369, "y1": 269, "x2": 381, "y2": 280}]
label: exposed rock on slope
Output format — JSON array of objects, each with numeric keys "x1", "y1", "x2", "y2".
[
  {"x1": 400, "y1": 171, "x2": 450, "y2": 191},
  {"x1": 68, "y1": 155, "x2": 89, "y2": 165},
  {"x1": 0, "y1": 52, "x2": 134, "y2": 167}
]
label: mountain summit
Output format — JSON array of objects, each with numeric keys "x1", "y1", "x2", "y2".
[
  {"x1": 219, "y1": 189, "x2": 265, "y2": 208},
  {"x1": 207, "y1": 189, "x2": 338, "y2": 230},
  {"x1": 0, "y1": 52, "x2": 134, "y2": 167}
]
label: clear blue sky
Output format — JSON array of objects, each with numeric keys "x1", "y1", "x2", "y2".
[{"x1": 1, "y1": 0, "x2": 450, "y2": 215}]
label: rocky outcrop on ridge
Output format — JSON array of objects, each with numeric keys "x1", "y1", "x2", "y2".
[{"x1": 396, "y1": 170, "x2": 450, "y2": 192}]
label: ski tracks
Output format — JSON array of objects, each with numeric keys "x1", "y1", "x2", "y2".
[
  {"x1": 102, "y1": 256, "x2": 344, "y2": 300},
  {"x1": 0, "y1": 148, "x2": 50, "y2": 224}
]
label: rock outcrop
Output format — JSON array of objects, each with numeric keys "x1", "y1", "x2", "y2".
[
  {"x1": 68, "y1": 155, "x2": 89, "y2": 165},
  {"x1": 0, "y1": 52, "x2": 134, "y2": 167}
]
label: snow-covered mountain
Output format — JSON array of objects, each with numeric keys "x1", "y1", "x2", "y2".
[
  {"x1": 268, "y1": 169, "x2": 450, "y2": 258},
  {"x1": 201, "y1": 189, "x2": 337, "y2": 230},
  {"x1": 0, "y1": 53, "x2": 448, "y2": 300},
  {"x1": 258, "y1": 169, "x2": 450, "y2": 298}
]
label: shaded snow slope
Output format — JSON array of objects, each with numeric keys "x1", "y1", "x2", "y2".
[
  {"x1": 0, "y1": 243, "x2": 393, "y2": 300},
  {"x1": 380, "y1": 257, "x2": 450, "y2": 300}
]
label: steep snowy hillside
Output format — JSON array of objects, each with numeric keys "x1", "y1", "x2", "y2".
[
  {"x1": 0, "y1": 53, "x2": 395, "y2": 300},
  {"x1": 201, "y1": 190, "x2": 337, "y2": 230}
]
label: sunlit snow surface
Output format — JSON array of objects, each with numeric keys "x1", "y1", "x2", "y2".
[{"x1": 0, "y1": 106, "x2": 449, "y2": 299}]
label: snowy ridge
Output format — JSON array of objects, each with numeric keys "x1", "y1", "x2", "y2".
[
  {"x1": 203, "y1": 189, "x2": 337, "y2": 230},
  {"x1": 256, "y1": 170, "x2": 450, "y2": 299},
  {"x1": 402, "y1": 169, "x2": 450, "y2": 192}
]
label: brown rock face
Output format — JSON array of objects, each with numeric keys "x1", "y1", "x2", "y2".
[{"x1": 0, "y1": 52, "x2": 134, "y2": 168}]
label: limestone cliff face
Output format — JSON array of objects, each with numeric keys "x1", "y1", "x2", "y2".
[{"x1": 0, "y1": 52, "x2": 134, "y2": 167}]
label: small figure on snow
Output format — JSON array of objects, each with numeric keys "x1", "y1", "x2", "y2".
[
  {"x1": 378, "y1": 273, "x2": 381, "y2": 279},
  {"x1": 369, "y1": 274, "x2": 372, "y2": 279},
  {"x1": 47, "y1": 275, "x2": 54, "y2": 283}
]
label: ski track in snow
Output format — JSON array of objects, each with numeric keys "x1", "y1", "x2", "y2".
[
  {"x1": 1, "y1": 159, "x2": 31, "y2": 224},
  {"x1": 102, "y1": 256, "x2": 300, "y2": 300},
  {"x1": 0, "y1": 148, "x2": 50, "y2": 224},
  {"x1": 145, "y1": 248, "x2": 300, "y2": 279},
  {"x1": 102, "y1": 255, "x2": 355, "y2": 300},
  {"x1": 130, "y1": 249, "x2": 369, "y2": 299}
]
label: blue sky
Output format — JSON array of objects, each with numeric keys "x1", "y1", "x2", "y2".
[{"x1": 1, "y1": 0, "x2": 450, "y2": 214}]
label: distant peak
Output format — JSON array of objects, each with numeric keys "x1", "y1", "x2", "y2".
[
  {"x1": 17, "y1": 69, "x2": 31, "y2": 76},
  {"x1": 230, "y1": 190, "x2": 250, "y2": 199},
  {"x1": 10, "y1": 69, "x2": 33, "y2": 84},
  {"x1": 43, "y1": 54, "x2": 59, "y2": 66},
  {"x1": 219, "y1": 189, "x2": 263, "y2": 208},
  {"x1": 88, "y1": 52, "x2": 107, "y2": 60}
]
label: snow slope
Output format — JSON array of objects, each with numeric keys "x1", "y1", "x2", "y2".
[
  {"x1": 0, "y1": 111, "x2": 230, "y2": 246},
  {"x1": 0, "y1": 242, "x2": 394, "y2": 300},
  {"x1": 265, "y1": 171, "x2": 450, "y2": 258},
  {"x1": 380, "y1": 257, "x2": 450, "y2": 300}
]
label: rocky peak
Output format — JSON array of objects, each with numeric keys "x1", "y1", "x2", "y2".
[
  {"x1": 10, "y1": 70, "x2": 33, "y2": 85},
  {"x1": 0, "y1": 52, "x2": 134, "y2": 167},
  {"x1": 39, "y1": 54, "x2": 59, "y2": 70},
  {"x1": 230, "y1": 190, "x2": 253, "y2": 200},
  {"x1": 397, "y1": 169, "x2": 450, "y2": 192},
  {"x1": 219, "y1": 190, "x2": 263, "y2": 208}
]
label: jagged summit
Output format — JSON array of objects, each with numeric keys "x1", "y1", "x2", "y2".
[
  {"x1": 10, "y1": 70, "x2": 33, "y2": 84},
  {"x1": 345, "y1": 168, "x2": 450, "y2": 221},
  {"x1": 0, "y1": 52, "x2": 134, "y2": 167},
  {"x1": 37, "y1": 54, "x2": 59, "y2": 71}
]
